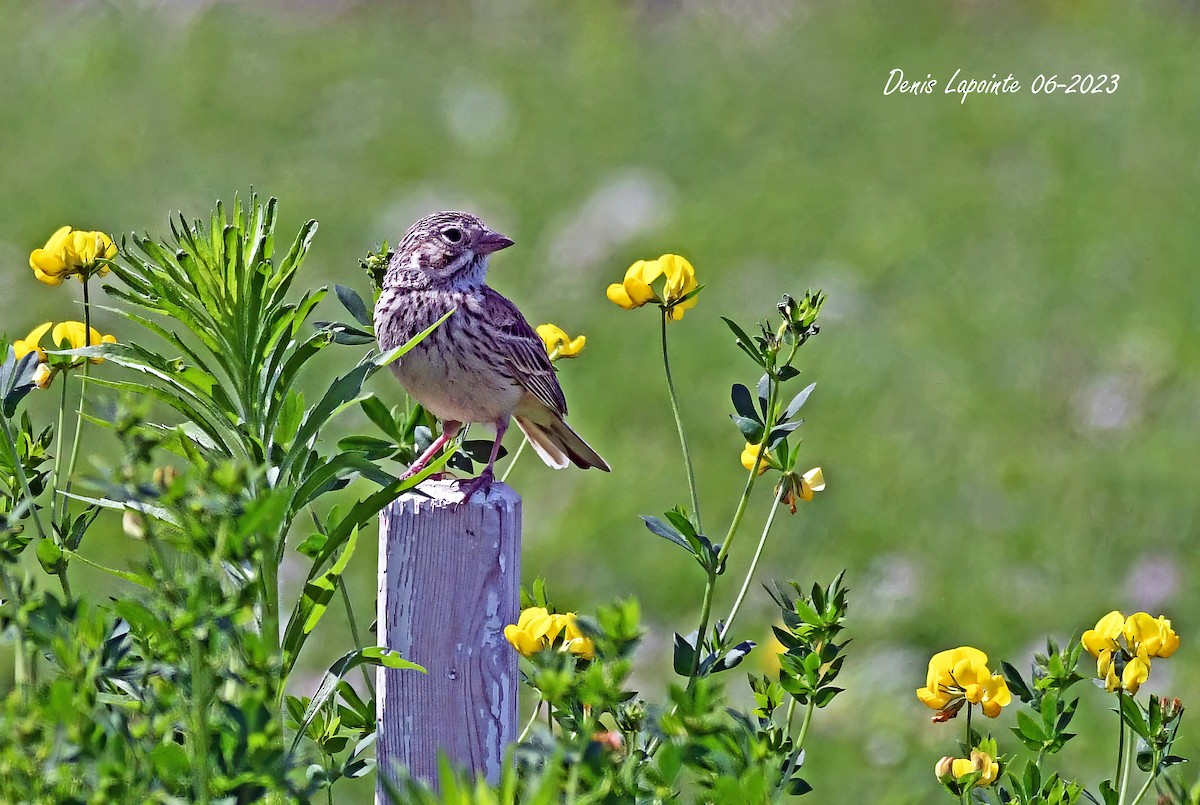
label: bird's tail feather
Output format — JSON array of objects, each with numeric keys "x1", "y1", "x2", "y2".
[{"x1": 514, "y1": 415, "x2": 610, "y2": 472}]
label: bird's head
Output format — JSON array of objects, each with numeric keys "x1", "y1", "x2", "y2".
[{"x1": 385, "y1": 211, "x2": 514, "y2": 288}]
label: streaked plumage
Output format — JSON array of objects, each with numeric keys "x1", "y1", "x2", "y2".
[{"x1": 373, "y1": 211, "x2": 609, "y2": 491}]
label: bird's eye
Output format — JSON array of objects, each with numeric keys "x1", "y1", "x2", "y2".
[{"x1": 441, "y1": 227, "x2": 463, "y2": 244}]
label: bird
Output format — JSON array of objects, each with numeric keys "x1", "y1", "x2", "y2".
[{"x1": 373, "y1": 211, "x2": 610, "y2": 496}]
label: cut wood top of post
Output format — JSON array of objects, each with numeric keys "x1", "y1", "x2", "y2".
[{"x1": 399, "y1": 478, "x2": 521, "y2": 511}]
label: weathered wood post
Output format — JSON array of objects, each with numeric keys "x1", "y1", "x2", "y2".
[{"x1": 375, "y1": 478, "x2": 521, "y2": 800}]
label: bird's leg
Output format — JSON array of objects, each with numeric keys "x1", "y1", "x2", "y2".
[
  {"x1": 460, "y1": 416, "x2": 510, "y2": 499},
  {"x1": 402, "y1": 420, "x2": 462, "y2": 480}
]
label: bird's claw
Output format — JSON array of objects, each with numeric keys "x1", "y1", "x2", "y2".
[{"x1": 459, "y1": 468, "x2": 495, "y2": 500}]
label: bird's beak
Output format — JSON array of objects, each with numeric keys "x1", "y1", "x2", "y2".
[{"x1": 474, "y1": 228, "x2": 515, "y2": 255}]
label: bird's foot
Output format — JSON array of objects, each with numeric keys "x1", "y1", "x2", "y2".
[{"x1": 458, "y1": 468, "x2": 495, "y2": 501}]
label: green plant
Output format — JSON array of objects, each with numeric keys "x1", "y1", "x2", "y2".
[{"x1": 0, "y1": 195, "x2": 436, "y2": 802}]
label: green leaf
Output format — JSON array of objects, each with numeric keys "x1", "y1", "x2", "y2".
[
  {"x1": 731, "y1": 415, "x2": 765, "y2": 442},
  {"x1": 783, "y1": 382, "x2": 817, "y2": 421},
  {"x1": 290, "y1": 647, "x2": 424, "y2": 751},
  {"x1": 1015, "y1": 710, "x2": 1048, "y2": 748},
  {"x1": 672, "y1": 631, "x2": 696, "y2": 677},
  {"x1": 641, "y1": 515, "x2": 692, "y2": 554},
  {"x1": 722, "y1": 317, "x2": 766, "y2": 366},
  {"x1": 63, "y1": 548, "x2": 155, "y2": 589},
  {"x1": 149, "y1": 741, "x2": 190, "y2": 778},
  {"x1": 337, "y1": 434, "x2": 399, "y2": 458},
  {"x1": 282, "y1": 529, "x2": 360, "y2": 676},
  {"x1": 275, "y1": 390, "x2": 305, "y2": 448},
  {"x1": 296, "y1": 532, "x2": 327, "y2": 558},
  {"x1": 710, "y1": 640, "x2": 755, "y2": 673},
  {"x1": 360, "y1": 396, "x2": 404, "y2": 443},
  {"x1": 1002, "y1": 660, "x2": 1035, "y2": 703},
  {"x1": 0, "y1": 349, "x2": 39, "y2": 417},
  {"x1": 335, "y1": 284, "x2": 373, "y2": 326},
  {"x1": 35, "y1": 539, "x2": 65, "y2": 575},
  {"x1": 1119, "y1": 693, "x2": 1150, "y2": 739},
  {"x1": 730, "y1": 384, "x2": 761, "y2": 422},
  {"x1": 756, "y1": 373, "x2": 771, "y2": 417}
]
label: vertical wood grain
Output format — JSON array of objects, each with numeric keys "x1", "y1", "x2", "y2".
[{"x1": 375, "y1": 478, "x2": 520, "y2": 799}]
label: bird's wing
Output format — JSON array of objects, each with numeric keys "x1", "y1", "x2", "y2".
[{"x1": 481, "y1": 287, "x2": 567, "y2": 416}]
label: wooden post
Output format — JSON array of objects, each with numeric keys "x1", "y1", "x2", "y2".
[{"x1": 375, "y1": 478, "x2": 521, "y2": 799}]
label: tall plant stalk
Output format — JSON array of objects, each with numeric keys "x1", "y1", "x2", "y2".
[{"x1": 661, "y1": 310, "x2": 703, "y2": 531}]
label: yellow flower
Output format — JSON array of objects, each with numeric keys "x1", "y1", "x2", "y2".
[
  {"x1": 51, "y1": 322, "x2": 116, "y2": 364},
  {"x1": 606, "y1": 253, "x2": 700, "y2": 321},
  {"x1": 797, "y1": 467, "x2": 825, "y2": 501},
  {"x1": 536, "y1": 324, "x2": 586, "y2": 361},
  {"x1": 32, "y1": 364, "x2": 55, "y2": 389},
  {"x1": 775, "y1": 466, "x2": 826, "y2": 513},
  {"x1": 504, "y1": 607, "x2": 561, "y2": 656},
  {"x1": 9, "y1": 321, "x2": 114, "y2": 389},
  {"x1": 559, "y1": 613, "x2": 596, "y2": 661},
  {"x1": 11, "y1": 322, "x2": 53, "y2": 362},
  {"x1": 1081, "y1": 610, "x2": 1178, "y2": 694},
  {"x1": 950, "y1": 750, "x2": 999, "y2": 787},
  {"x1": 504, "y1": 607, "x2": 594, "y2": 660},
  {"x1": 741, "y1": 442, "x2": 771, "y2": 475},
  {"x1": 29, "y1": 226, "x2": 115, "y2": 286},
  {"x1": 916, "y1": 646, "x2": 1012, "y2": 721},
  {"x1": 1124, "y1": 612, "x2": 1180, "y2": 659}
]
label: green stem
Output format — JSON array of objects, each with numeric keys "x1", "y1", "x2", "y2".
[
  {"x1": 3, "y1": 570, "x2": 28, "y2": 698},
  {"x1": 338, "y1": 578, "x2": 376, "y2": 700},
  {"x1": 1115, "y1": 691, "x2": 1127, "y2": 799},
  {"x1": 0, "y1": 414, "x2": 48, "y2": 543},
  {"x1": 1127, "y1": 773, "x2": 1155, "y2": 805},
  {"x1": 518, "y1": 696, "x2": 543, "y2": 742},
  {"x1": 498, "y1": 435, "x2": 528, "y2": 484},
  {"x1": 60, "y1": 277, "x2": 93, "y2": 543},
  {"x1": 719, "y1": 482, "x2": 787, "y2": 643},
  {"x1": 262, "y1": 551, "x2": 281, "y2": 697},
  {"x1": 778, "y1": 697, "x2": 814, "y2": 795},
  {"x1": 686, "y1": 381, "x2": 776, "y2": 682},
  {"x1": 310, "y1": 506, "x2": 374, "y2": 699},
  {"x1": 191, "y1": 638, "x2": 212, "y2": 805},
  {"x1": 687, "y1": 568, "x2": 718, "y2": 683},
  {"x1": 51, "y1": 374, "x2": 69, "y2": 524},
  {"x1": 565, "y1": 755, "x2": 581, "y2": 802},
  {"x1": 1119, "y1": 706, "x2": 1135, "y2": 805},
  {"x1": 660, "y1": 309, "x2": 702, "y2": 532},
  {"x1": 794, "y1": 698, "x2": 816, "y2": 752},
  {"x1": 966, "y1": 703, "x2": 974, "y2": 748}
]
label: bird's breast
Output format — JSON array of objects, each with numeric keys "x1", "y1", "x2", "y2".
[{"x1": 374, "y1": 286, "x2": 522, "y2": 423}]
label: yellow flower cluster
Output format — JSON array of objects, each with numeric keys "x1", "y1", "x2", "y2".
[
  {"x1": 740, "y1": 442, "x2": 772, "y2": 475},
  {"x1": 29, "y1": 226, "x2": 116, "y2": 286},
  {"x1": 916, "y1": 646, "x2": 1011, "y2": 722},
  {"x1": 1081, "y1": 610, "x2": 1179, "y2": 695},
  {"x1": 536, "y1": 324, "x2": 586, "y2": 361},
  {"x1": 739, "y1": 443, "x2": 825, "y2": 511},
  {"x1": 606, "y1": 254, "x2": 699, "y2": 321},
  {"x1": 11, "y1": 321, "x2": 116, "y2": 388},
  {"x1": 935, "y1": 750, "x2": 999, "y2": 788},
  {"x1": 504, "y1": 607, "x2": 595, "y2": 661}
]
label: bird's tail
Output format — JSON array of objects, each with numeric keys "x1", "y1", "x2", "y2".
[{"x1": 514, "y1": 414, "x2": 610, "y2": 472}]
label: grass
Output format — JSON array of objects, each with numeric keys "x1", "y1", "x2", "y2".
[{"x1": 2, "y1": 0, "x2": 1198, "y2": 800}]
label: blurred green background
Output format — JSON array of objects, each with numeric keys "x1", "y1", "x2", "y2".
[{"x1": 3, "y1": 0, "x2": 1198, "y2": 800}]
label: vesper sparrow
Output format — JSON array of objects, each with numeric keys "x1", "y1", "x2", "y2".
[{"x1": 373, "y1": 211, "x2": 610, "y2": 494}]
